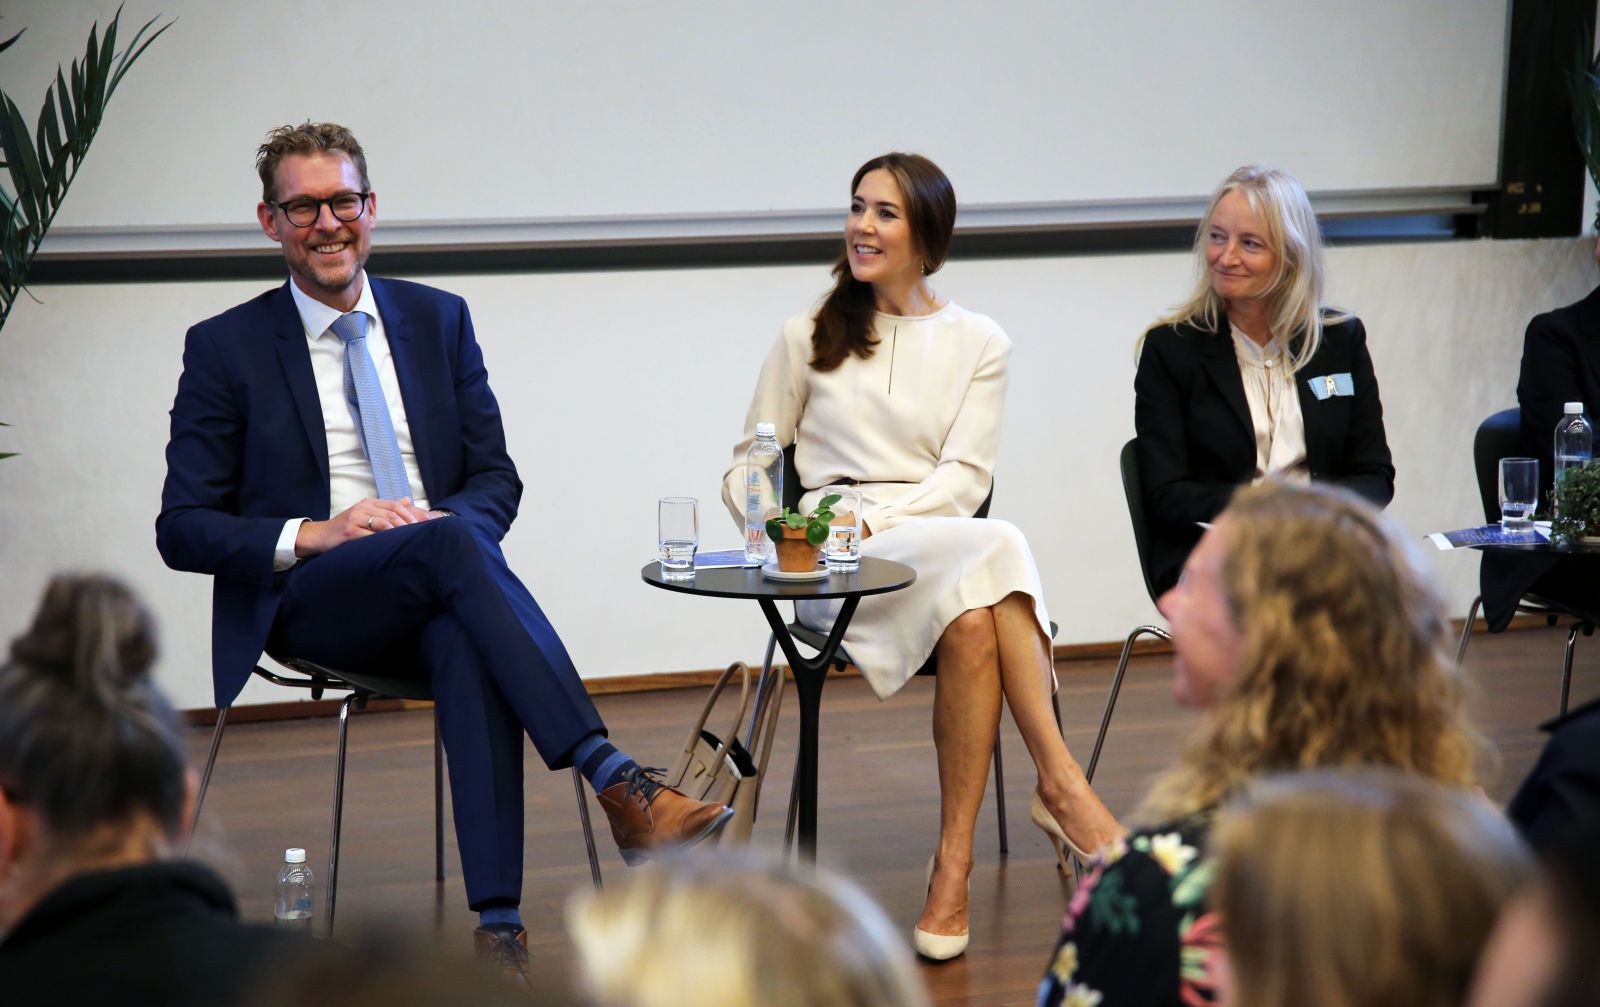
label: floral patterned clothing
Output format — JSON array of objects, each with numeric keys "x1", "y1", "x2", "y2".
[{"x1": 1038, "y1": 813, "x2": 1222, "y2": 1007}]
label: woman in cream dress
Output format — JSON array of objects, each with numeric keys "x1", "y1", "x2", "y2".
[{"x1": 723, "y1": 153, "x2": 1120, "y2": 961}]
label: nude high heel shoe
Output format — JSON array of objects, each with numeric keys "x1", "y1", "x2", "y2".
[
  {"x1": 912, "y1": 855, "x2": 969, "y2": 961},
  {"x1": 1031, "y1": 792, "x2": 1095, "y2": 871}
]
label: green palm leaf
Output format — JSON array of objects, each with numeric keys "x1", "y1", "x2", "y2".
[{"x1": 0, "y1": 7, "x2": 173, "y2": 457}]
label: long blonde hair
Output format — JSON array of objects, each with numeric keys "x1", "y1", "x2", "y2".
[
  {"x1": 566, "y1": 849, "x2": 929, "y2": 1007},
  {"x1": 1213, "y1": 769, "x2": 1531, "y2": 1007},
  {"x1": 1152, "y1": 165, "x2": 1345, "y2": 374},
  {"x1": 1140, "y1": 482, "x2": 1478, "y2": 822}
]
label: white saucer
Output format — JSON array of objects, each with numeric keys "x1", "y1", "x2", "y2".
[{"x1": 761, "y1": 562, "x2": 829, "y2": 582}]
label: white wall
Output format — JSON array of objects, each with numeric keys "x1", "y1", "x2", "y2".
[{"x1": 0, "y1": 236, "x2": 1592, "y2": 709}]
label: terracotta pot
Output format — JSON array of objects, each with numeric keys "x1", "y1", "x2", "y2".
[{"x1": 773, "y1": 525, "x2": 822, "y2": 572}]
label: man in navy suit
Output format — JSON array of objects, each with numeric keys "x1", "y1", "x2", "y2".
[{"x1": 156, "y1": 123, "x2": 730, "y2": 968}]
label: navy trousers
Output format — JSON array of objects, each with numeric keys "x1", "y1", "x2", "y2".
[{"x1": 265, "y1": 515, "x2": 604, "y2": 909}]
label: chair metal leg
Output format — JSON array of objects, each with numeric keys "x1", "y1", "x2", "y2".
[
  {"x1": 188, "y1": 706, "x2": 231, "y2": 848},
  {"x1": 433, "y1": 712, "x2": 445, "y2": 883},
  {"x1": 326, "y1": 692, "x2": 362, "y2": 940},
  {"x1": 992, "y1": 729, "x2": 1008, "y2": 855},
  {"x1": 1457, "y1": 595, "x2": 1482, "y2": 666},
  {"x1": 573, "y1": 766, "x2": 603, "y2": 890},
  {"x1": 1086, "y1": 625, "x2": 1169, "y2": 786},
  {"x1": 784, "y1": 757, "x2": 801, "y2": 854},
  {"x1": 1561, "y1": 623, "x2": 1585, "y2": 717}
]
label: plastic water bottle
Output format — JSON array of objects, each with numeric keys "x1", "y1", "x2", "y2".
[
  {"x1": 274, "y1": 847, "x2": 314, "y2": 931},
  {"x1": 1554, "y1": 402, "x2": 1593, "y2": 522},
  {"x1": 744, "y1": 422, "x2": 783, "y2": 565}
]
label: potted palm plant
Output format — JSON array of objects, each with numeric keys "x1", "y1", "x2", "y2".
[
  {"x1": 765, "y1": 493, "x2": 841, "y2": 572},
  {"x1": 0, "y1": 8, "x2": 171, "y2": 458}
]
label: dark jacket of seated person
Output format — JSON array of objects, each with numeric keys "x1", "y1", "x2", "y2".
[
  {"x1": 1478, "y1": 282, "x2": 1600, "y2": 631},
  {"x1": 1134, "y1": 314, "x2": 1395, "y2": 594},
  {"x1": 0, "y1": 860, "x2": 298, "y2": 1006}
]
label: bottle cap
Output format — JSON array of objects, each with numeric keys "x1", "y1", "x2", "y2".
[
  {"x1": 285, "y1": 847, "x2": 306, "y2": 864},
  {"x1": 1566, "y1": 402, "x2": 1585, "y2": 414},
  {"x1": 755, "y1": 422, "x2": 776, "y2": 438}
]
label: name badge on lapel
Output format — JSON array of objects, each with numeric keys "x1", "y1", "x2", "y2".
[{"x1": 1307, "y1": 372, "x2": 1354, "y2": 400}]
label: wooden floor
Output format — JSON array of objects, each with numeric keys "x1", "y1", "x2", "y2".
[{"x1": 182, "y1": 623, "x2": 1595, "y2": 1006}]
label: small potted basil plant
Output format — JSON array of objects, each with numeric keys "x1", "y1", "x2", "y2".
[
  {"x1": 1552, "y1": 459, "x2": 1600, "y2": 548},
  {"x1": 766, "y1": 493, "x2": 841, "y2": 572}
]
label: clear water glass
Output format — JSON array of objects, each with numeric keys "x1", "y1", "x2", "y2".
[
  {"x1": 1498, "y1": 457, "x2": 1538, "y2": 529},
  {"x1": 658, "y1": 496, "x2": 698, "y2": 578},
  {"x1": 823, "y1": 485, "x2": 862, "y2": 570}
]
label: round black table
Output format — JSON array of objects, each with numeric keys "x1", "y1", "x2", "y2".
[{"x1": 641, "y1": 557, "x2": 916, "y2": 857}]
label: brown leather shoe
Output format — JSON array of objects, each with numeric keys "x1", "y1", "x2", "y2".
[
  {"x1": 473, "y1": 923, "x2": 530, "y2": 985},
  {"x1": 596, "y1": 765, "x2": 735, "y2": 865}
]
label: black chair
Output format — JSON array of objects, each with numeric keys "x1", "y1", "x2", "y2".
[
  {"x1": 1458, "y1": 407, "x2": 1596, "y2": 716},
  {"x1": 766, "y1": 446, "x2": 1061, "y2": 856},
  {"x1": 192, "y1": 659, "x2": 604, "y2": 938},
  {"x1": 1084, "y1": 441, "x2": 1173, "y2": 786}
]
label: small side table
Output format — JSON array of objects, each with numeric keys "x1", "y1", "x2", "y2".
[{"x1": 641, "y1": 557, "x2": 915, "y2": 857}]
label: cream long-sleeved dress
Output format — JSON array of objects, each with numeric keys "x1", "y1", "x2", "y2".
[{"x1": 721, "y1": 302, "x2": 1052, "y2": 699}]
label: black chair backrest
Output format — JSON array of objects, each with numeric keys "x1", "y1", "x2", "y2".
[
  {"x1": 1119, "y1": 439, "x2": 1164, "y2": 607},
  {"x1": 779, "y1": 442, "x2": 993, "y2": 517},
  {"x1": 1472, "y1": 407, "x2": 1523, "y2": 524}
]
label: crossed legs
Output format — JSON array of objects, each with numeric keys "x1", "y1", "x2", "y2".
[{"x1": 917, "y1": 591, "x2": 1121, "y2": 939}]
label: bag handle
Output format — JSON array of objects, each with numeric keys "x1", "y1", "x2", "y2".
[{"x1": 666, "y1": 661, "x2": 753, "y2": 789}]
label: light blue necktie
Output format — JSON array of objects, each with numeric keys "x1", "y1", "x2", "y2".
[{"x1": 330, "y1": 311, "x2": 411, "y2": 501}]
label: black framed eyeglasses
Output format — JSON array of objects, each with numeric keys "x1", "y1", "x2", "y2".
[{"x1": 270, "y1": 191, "x2": 370, "y2": 228}]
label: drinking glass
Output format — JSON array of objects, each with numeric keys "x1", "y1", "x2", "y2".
[
  {"x1": 1498, "y1": 457, "x2": 1538, "y2": 529},
  {"x1": 658, "y1": 496, "x2": 698, "y2": 578},
  {"x1": 823, "y1": 485, "x2": 862, "y2": 570}
]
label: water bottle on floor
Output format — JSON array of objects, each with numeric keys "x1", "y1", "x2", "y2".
[
  {"x1": 1554, "y1": 402, "x2": 1592, "y2": 522},
  {"x1": 275, "y1": 847, "x2": 314, "y2": 932},
  {"x1": 745, "y1": 422, "x2": 783, "y2": 565}
]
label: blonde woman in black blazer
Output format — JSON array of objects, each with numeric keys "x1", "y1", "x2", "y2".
[{"x1": 1135, "y1": 165, "x2": 1394, "y2": 594}]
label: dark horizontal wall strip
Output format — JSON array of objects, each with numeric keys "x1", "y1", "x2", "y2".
[{"x1": 26, "y1": 216, "x2": 1465, "y2": 286}]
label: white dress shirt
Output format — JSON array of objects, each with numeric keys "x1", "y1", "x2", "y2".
[
  {"x1": 1232, "y1": 330, "x2": 1310, "y2": 485},
  {"x1": 272, "y1": 273, "x2": 429, "y2": 569}
]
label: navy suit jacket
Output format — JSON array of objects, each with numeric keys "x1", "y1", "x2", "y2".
[
  {"x1": 156, "y1": 278, "x2": 522, "y2": 707},
  {"x1": 1134, "y1": 314, "x2": 1395, "y2": 593}
]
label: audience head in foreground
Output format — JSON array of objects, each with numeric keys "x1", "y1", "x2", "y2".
[
  {"x1": 0, "y1": 573, "x2": 296, "y2": 1006},
  {"x1": 1214, "y1": 768, "x2": 1531, "y2": 1007},
  {"x1": 1144, "y1": 478, "x2": 1477, "y2": 820},
  {"x1": 566, "y1": 848, "x2": 930, "y2": 1007},
  {"x1": 0, "y1": 573, "x2": 186, "y2": 923},
  {"x1": 1467, "y1": 813, "x2": 1600, "y2": 1007},
  {"x1": 1039, "y1": 481, "x2": 1479, "y2": 1007}
]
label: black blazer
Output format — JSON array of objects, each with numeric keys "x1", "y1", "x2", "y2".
[
  {"x1": 1517, "y1": 285, "x2": 1600, "y2": 503},
  {"x1": 1134, "y1": 314, "x2": 1395, "y2": 593}
]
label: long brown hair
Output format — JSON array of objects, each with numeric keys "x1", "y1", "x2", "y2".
[
  {"x1": 1140, "y1": 482, "x2": 1479, "y2": 822},
  {"x1": 810, "y1": 153, "x2": 956, "y2": 372}
]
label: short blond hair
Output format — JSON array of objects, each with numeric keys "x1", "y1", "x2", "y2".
[
  {"x1": 1152, "y1": 165, "x2": 1346, "y2": 374},
  {"x1": 255, "y1": 121, "x2": 370, "y2": 203},
  {"x1": 1214, "y1": 769, "x2": 1531, "y2": 1007},
  {"x1": 1141, "y1": 481, "x2": 1479, "y2": 822},
  {"x1": 566, "y1": 849, "x2": 929, "y2": 1007}
]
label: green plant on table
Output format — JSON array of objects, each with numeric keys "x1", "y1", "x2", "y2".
[
  {"x1": 1552, "y1": 459, "x2": 1600, "y2": 547},
  {"x1": 766, "y1": 493, "x2": 842, "y2": 547}
]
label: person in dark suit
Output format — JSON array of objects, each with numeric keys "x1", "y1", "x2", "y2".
[
  {"x1": 1134, "y1": 165, "x2": 1395, "y2": 593},
  {"x1": 155, "y1": 123, "x2": 730, "y2": 965},
  {"x1": 1478, "y1": 253, "x2": 1600, "y2": 633}
]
